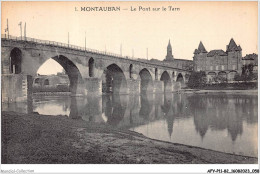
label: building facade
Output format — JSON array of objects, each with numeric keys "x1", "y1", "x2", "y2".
[
  {"x1": 33, "y1": 74, "x2": 70, "y2": 92},
  {"x1": 193, "y1": 38, "x2": 243, "y2": 82},
  {"x1": 242, "y1": 53, "x2": 258, "y2": 75}
]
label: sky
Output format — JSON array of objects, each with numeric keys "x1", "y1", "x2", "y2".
[{"x1": 2, "y1": 1, "x2": 258, "y2": 75}]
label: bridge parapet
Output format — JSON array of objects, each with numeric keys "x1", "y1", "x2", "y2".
[
  {"x1": 1, "y1": 34, "x2": 192, "y2": 72},
  {"x1": 1, "y1": 34, "x2": 130, "y2": 59}
]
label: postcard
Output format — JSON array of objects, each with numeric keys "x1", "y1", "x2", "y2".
[{"x1": 1, "y1": 1, "x2": 258, "y2": 173}]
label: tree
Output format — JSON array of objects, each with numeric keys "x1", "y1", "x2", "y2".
[
  {"x1": 187, "y1": 71, "x2": 206, "y2": 88},
  {"x1": 242, "y1": 64, "x2": 254, "y2": 76},
  {"x1": 241, "y1": 64, "x2": 257, "y2": 82}
]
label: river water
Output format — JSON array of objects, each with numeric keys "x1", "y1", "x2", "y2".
[{"x1": 2, "y1": 92, "x2": 258, "y2": 157}]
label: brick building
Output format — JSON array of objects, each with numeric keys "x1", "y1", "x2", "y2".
[{"x1": 193, "y1": 38, "x2": 243, "y2": 82}]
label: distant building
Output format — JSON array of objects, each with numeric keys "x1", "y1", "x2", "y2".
[
  {"x1": 33, "y1": 74, "x2": 70, "y2": 92},
  {"x1": 57, "y1": 69, "x2": 67, "y2": 76},
  {"x1": 242, "y1": 53, "x2": 258, "y2": 74},
  {"x1": 193, "y1": 38, "x2": 243, "y2": 82},
  {"x1": 163, "y1": 39, "x2": 193, "y2": 71}
]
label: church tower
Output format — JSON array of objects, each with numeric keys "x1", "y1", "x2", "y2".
[{"x1": 165, "y1": 39, "x2": 174, "y2": 61}]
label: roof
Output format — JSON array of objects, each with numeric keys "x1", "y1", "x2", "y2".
[
  {"x1": 150, "y1": 58, "x2": 161, "y2": 62},
  {"x1": 237, "y1": 45, "x2": 242, "y2": 51},
  {"x1": 226, "y1": 38, "x2": 242, "y2": 52},
  {"x1": 167, "y1": 39, "x2": 172, "y2": 49},
  {"x1": 194, "y1": 41, "x2": 207, "y2": 54},
  {"x1": 194, "y1": 49, "x2": 199, "y2": 54},
  {"x1": 243, "y1": 53, "x2": 258, "y2": 60},
  {"x1": 207, "y1": 49, "x2": 227, "y2": 57},
  {"x1": 174, "y1": 58, "x2": 193, "y2": 63},
  {"x1": 198, "y1": 41, "x2": 207, "y2": 53}
]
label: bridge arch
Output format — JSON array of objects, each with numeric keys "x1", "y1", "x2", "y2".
[
  {"x1": 102, "y1": 63, "x2": 128, "y2": 94},
  {"x1": 139, "y1": 68, "x2": 154, "y2": 93},
  {"x1": 10, "y1": 47, "x2": 22, "y2": 74},
  {"x1": 160, "y1": 71, "x2": 172, "y2": 92},
  {"x1": 89, "y1": 58, "x2": 94, "y2": 77},
  {"x1": 50, "y1": 55, "x2": 83, "y2": 95},
  {"x1": 176, "y1": 73, "x2": 184, "y2": 85}
]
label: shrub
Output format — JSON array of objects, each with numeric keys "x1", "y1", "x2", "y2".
[{"x1": 187, "y1": 71, "x2": 206, "y2": 88}]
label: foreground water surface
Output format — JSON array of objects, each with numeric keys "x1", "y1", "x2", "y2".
[{"x1": 3, "y1": 92, "x2": 258, "y2": 157}]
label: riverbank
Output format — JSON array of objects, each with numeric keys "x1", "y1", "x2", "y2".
[
  {"x1": 1, "y1": 111, "x2": 257, "y2": 164},
  {"x1": 186, "y1": 81, "x2": 257, "y2": 90},
  {"x1": 180, "y1": 89, "x2": 258, "y2": 95}
]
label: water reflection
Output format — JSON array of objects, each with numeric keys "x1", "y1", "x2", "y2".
[
  {"x1": 104, "y1": 95, "x2": 127, "y2": 126},
  {"x1": 2, "y1": 92, "x2": 258, "y2": 157},
  {"x1": 139, "y1": 94, "x2": 153, "y2": 120},
  {"x1": 189, "y1": 94, "x2": 256, "y2": 141}
]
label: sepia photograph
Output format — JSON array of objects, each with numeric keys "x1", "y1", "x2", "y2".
[{"x1": 1, "y1": 1, "x2": 258, "y2": 173}]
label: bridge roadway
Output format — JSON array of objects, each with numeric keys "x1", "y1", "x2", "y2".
[{"x1": 1, "y1": 35, "x2": 191, "y2": 103}]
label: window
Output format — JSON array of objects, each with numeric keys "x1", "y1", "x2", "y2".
[
  {"x1": 89, "y1": 58, "x2": 94, "y2": 77},
  {"x1": 216, "y1": 66, "x2": 218, "y2": 71},
  {"x1": 221, "y1": 65, "x2": 224, "y2": 70},
  {"x1": 129, "y1": 64, "x2": 133, "y2": 79},
  {"x1": 34, "y1": 78, "x2": 40, "y2": 84},
  {"x1": 10, "y1": 48, "x2": 22, "y2": 74},
  {"x1": 155, "y1": 68, "x2": 158, "y2": 80},
  {"x1": 210, "y1": 66, "x2": 213, "y2": 71},
  {"x1": 232, "y1": 65, "x2": 236, "y2": 70}
]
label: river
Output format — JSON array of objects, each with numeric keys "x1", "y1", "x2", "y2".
[{"x1": 2, "y1": 92, "x2": 258, "y2": 157}]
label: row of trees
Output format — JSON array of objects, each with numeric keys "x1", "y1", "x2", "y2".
[
  {"x1": 234, "y1": 73, "x2": 257, "y2": 82},
  {"x1": 187, "y1": 64, "x2": 257, "y2": 88}
]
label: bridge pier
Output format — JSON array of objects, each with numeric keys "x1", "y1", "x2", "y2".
[
  {"x1": 164, "y1": 81, "x2": 173, "y2": 93},
  {"x1": 172, "y1": 81, "x2": 181, "y2": 92},
  {"x1": 127, "y1": 79, "x2": 140, "y2": 94},
  {"x1": 84, "y1": 78, "x2": 102, "y2": 95},
  {"x1": 1, "y1": 74, "x2": 33, "y2": 103},
  {"x1": 153, "y1": 80, "x2": 163, "y2": 93}
]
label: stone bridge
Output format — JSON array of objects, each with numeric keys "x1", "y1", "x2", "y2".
[{"x1": 1, "y1": 35, "x2": 191, "y2": 102}]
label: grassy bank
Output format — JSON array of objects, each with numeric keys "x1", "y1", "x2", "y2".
[
  {"x1": 185, "y1": 82, "x2": 257, "y2": 90},
  {"x1": 181, "y1": 89, "x2": 258, "y2": 95},
  {"x1": 202, "y1": 82, "x2": 257, "y2": 90},
  {"x1": 1, "y1": 111, "x2": 257, "y2": 164}
]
